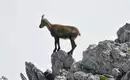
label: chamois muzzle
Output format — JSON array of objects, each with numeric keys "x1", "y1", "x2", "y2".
[{"x1": 39, "y1": 24, "x2": 42, "y2": 28}]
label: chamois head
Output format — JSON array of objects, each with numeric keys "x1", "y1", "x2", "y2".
[{"x1": 39, "y1": 15, "x2": 47, "y2": 28}]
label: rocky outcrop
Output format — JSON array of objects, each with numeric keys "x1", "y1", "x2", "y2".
[
  {"x1": 81, "y1": 40, "x2": 130, "y2": 78},
  {"x1": 115, "y1": 23, "x2": 130, "y2": 43},
  {"x1": 20, "y1": 62, "x2": 53, "y2": 80},
  {"x1": 51, "y1": 50, "x2": 75, "y2": 77},
  {"x1": 54, "y1": 69, "x2": 115, "y2": 80},
  {"x1": 20, "y1": 73, "x2": 27, "y2": 80},
  {"x1": 20, "y1": 51, "x2": 75, "y2": 80},
  {"x1": 25, "y1": 62, "x2": 47, "y2": 80},
  {"x1": 0, "y1": 76, "x2": 8, "y2": 80},
  {"x1": 20, "y1": 42, "x2": 130, "y2": 80}
]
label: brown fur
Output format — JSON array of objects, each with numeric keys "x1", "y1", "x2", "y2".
[
  {"x1": 50, "y1": 24, "x2": 80, "y2": 39},
  {"x1": 39, "y1": 15, "x2": 80, "y2": 55}
]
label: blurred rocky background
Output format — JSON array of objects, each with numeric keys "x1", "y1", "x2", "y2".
[{"x1": 0, "y1": 76, "x2": 8, "y2": 80}]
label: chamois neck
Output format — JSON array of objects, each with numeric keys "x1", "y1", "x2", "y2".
[{"x1": 44, "y1": 18, "x2": 52, "y2": 31}]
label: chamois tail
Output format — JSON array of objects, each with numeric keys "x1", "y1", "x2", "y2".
[{"x1": 79, "y1": 32, "x2": 81, "y2": 36}]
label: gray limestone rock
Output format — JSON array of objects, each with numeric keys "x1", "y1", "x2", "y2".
[
  {"x1": 24, "y1": 62, "x2": 48, "y2": 80},
  {"x1": 54, "y1": 76, "x2": 67, "y2": 80},
  {"x1": 51, "y1": 50, "x2": 75, "y2": 77},
  {"x1": 115, "y1": 23, "x2": 130, "y2": 43},
  {"x1": 20, "y1": 73, "x2": 27, "y2": 80},
  {"x1": 120, "y1": 71, "x2": 130, "y2": 80},
  {"x1": 74, "y1": 71, "x2": 88, "y2": 80},
  {"x1": 0, "y1": 76, "x2": 8, "y2": 80},
  {"x1": 73, "y1": 71, "x2": 103, "y2": 80},
  {"x1": 82, "y1": 40, "x2": 130, "y2": 77},
  {"x1": 111, "y1": 68, "x2": 121, "y2": 78},
  {"x1": 70, "y1": 61, "x2": 83, "y2": 73}
]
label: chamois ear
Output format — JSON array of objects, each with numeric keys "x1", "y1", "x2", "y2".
[{"x1": 42, "y1": 14, "x2": 45, "y2": 20}]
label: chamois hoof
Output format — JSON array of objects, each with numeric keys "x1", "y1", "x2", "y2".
[
  {"x1": 53, "y1": 49, "x2": 57, "y2": 52},
  {"x1": 57, "y1": 48, "x2": 60, "y2": 51},
  {"x1": 67, "y1": 51, "x2": 73, "y2": 56}
]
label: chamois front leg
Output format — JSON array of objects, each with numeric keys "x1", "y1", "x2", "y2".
[
  {"x1": 68, "y1": 38, "x2": 77, "y2": 55},
  {"x1": 53, "y1": 37, "x2": 58, "y2": 52},
  {"x1": 53, "y1": 37, "x2": 60, "y2": 52}
]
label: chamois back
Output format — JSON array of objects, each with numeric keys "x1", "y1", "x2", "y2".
[{"x1": 50, "y1": 24, "x2": 80, "y2": 39}]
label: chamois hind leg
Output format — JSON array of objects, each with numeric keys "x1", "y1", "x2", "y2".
[
  {"x1": 68, "y1": 38, "x2": 77, "y2": 55},
  {"x1": 53, "y1": 37, "x2": 58, "y2": 52},
  {"x1": 57, "y1": 38, "x2": 61, "y2": 51}
]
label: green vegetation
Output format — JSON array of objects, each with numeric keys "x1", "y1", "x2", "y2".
[
  {"x1": 100, "y1": 76, "x2": 108, "y2": 80},
  {"x1": 128, "y1": 49, "x2": 130, "y2": 52}
]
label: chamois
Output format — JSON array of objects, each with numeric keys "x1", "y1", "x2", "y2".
[{"x1": 39, "y1": 15, "x2": 80, "y2": 55}]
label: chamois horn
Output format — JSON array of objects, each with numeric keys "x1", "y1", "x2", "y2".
[{"x1": 42, "y1": 14, "x2": 45, "y2": 19}]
